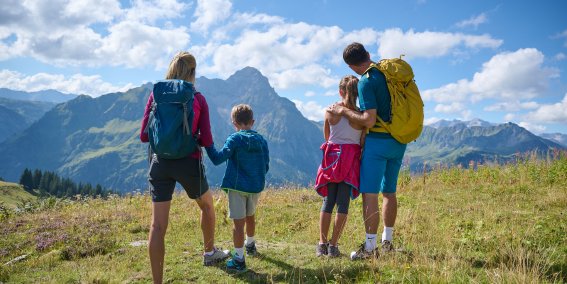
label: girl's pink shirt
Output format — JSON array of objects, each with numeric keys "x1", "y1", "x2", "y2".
[{"x1": 139, "y1": 91, "x2": 213, "y2": 159}]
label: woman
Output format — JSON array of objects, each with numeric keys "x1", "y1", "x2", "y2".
[{"x1": 140, "y1": 51, "x2": 228, "y2": 283}]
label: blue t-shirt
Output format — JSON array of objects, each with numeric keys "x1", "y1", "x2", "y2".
[{"x1": 358, "y1": 67, "x2": 392, "y2": 138}]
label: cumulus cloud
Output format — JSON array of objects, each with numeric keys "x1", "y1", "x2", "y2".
[
  {"x1": 423, "y1": 48, "x2": 559, "y2": 103},
  {"x1": 524, "y1": 94, "x2": 567, "y2": 124},
  {"x1": 0, "y1": 0, "x2": 190, "y2": 68},
  {"x1": 456, "y1": 13, "x2": 488, "y2": 29},
  {"x1": 424, "y1": 117, "x2": 442, "y2": 125},
  {"x1": 518, "y1": 121, "x2": 547, "y2": 134},
  {"x1": 434, "y1": 102, "x2": 464, "y2": 113},
  {"x1": 190, "y1": 0, "x2": 232, "y2": 34},
  {"x1": 484, "y1": 101, "x2": 539, "y2": 112},
  {"x1": 292, "y1": 99, "x2": 326, "y2": 121},
  {"x1": 0, "y1": 69, "x2": 133, "y2": 97},
  {"x1": 270, "y1": 65, "x2": 338, "y2": 90},
  {"x1": 377, "y1": 28, "x2": 501, "y2": 59},
  {"x1": 555, "y1": 52, "x2": 566, "y2": 61}
]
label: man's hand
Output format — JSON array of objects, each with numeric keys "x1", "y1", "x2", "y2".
[{"x1": 327, "y1": 103, "x2": 347, "y2": 115}]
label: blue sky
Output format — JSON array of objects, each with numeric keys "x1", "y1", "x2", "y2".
[{"x1": 1, "y1": 0, "x2": 566, "y2": 133}]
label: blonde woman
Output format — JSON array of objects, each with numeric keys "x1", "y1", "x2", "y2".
[{"x1": 140, "y1": 51, "x2": 228, "y2": 283}]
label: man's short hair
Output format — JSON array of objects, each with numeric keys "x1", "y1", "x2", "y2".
[
  {"x1": 231, "y1": 104, "x2": 254, "y2": 125},
  {"x1": 343, "y1": 42, "x2": 369, "y2": 66}
]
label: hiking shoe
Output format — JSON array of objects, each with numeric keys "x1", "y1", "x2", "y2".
[
  {"x1": 203, "y1": 248, "x2": 230, "y2": 266},
  {"x1": 381, "y1": 240, "x2": 394, "y2": 253},
  {"x1": 245, "y1": 242, "x2": 257, "y2": 256},
  {"x1": 349, "y1": 243, "x2": 378, "y2": 260},
  {"x1": 226, "y1": 256, "x2": 247, "y2": 273},
  {"x1": 316, "y1": 243, "x2": 328, "y2": 257},
  {"x1": 328, "y1": 245, "x2": 341, "y2": 258}
]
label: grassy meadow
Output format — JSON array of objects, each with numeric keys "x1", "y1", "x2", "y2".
[{"x1": 0, "y1": 153, "x2": 566, "y2": 283}]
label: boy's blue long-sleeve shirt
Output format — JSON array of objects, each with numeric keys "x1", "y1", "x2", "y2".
[{"x1": 205, "y1": 130, "x2": 269, "y2": 193}]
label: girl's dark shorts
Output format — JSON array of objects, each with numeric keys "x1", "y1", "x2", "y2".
[{"x1": 148, "y1": 154, "x2": 209, "y2": 202}]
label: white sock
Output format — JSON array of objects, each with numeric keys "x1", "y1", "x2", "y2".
[
  {"x1": 204, "y1": 249, "x2": 214, "y2": 256},
  {"x1": 382, "y1": 227, "x2": 393, "y2": 242},
  {"x1": 365, "y1": 233, "x2": 377, "y2": 251},
  {"x1": 245, "y1": 235, "x2": 255, "y2": 245},
  {"x1": 234, "y1": 247, "x2": 244, "y2": 260}
]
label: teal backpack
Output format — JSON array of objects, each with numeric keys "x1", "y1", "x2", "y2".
[{"x1": 145, "y1": 80, "x2": 197, "y2": 159}]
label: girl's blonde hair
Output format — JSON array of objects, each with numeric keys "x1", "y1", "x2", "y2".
[
  {"x1": 339, "y1": 75, "x2": 359, "y2": 111},
  {"x1": 165, "y1": 51, "x2": 196, "y2": 83}
]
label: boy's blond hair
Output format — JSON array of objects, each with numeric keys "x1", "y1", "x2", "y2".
[
  {"x1": 231, "y1": 104, "x2": 254, "y2": 125},
  {"x1": 165, "y1": 51, "x2": 196, "y2": 83}
]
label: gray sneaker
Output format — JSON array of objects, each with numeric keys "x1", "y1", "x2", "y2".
[
  {"x1": 381, "y1": 240, "x2": 394, "y2": 253},
  {"x1": 349, "y1": 243, "x2": 378, "y2": 260},
  {"x1": 203, "y1": 248, "x2": 230, "y2": 266},
  {"x1": 328, "y1": 245, "x2": 341, "y2": 258},
  {"x1": 316, "y1": 243, "x2": 328, "y2": 257}
]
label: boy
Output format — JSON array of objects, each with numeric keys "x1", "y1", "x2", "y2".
[{"x1": 205, "y1": 104, "x2": 269, "y2": 273}]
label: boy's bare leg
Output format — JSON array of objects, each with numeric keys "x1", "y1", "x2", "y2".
[
  {"x1": 245, "y1": 215, "x2": 255, "y2": 239},
  {"x1": 233, "y1": 218, "x2": 246, "y2": 248}
]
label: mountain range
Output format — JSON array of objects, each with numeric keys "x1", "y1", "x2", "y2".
[
  {"x1": 0, "y1": 68, "x2": 323, "y2": 192},
  {"x1": 0, "y1": 68, "x2": 565, "y2": 192}
]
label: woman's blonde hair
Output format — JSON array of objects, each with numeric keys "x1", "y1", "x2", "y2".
[
  {"x1": 339, "y1": 75, "x2": 359, "y2": 111},
  {"x1": 165, "y1": 51, "x2": 196, "y2": 83}
]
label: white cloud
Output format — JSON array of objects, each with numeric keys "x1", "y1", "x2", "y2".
[
  {"x1": 125, "y1": 0, "x2": 188, "y2": 24},
  {"x1": 504, "y1": 113, "x2": 515, "y2": 122},
  {"x1": 424, "y1": 117, "x2": 441, "y2": 125},
  {"x1": 291, "y1": 99, "x2": 326, "y2": 121},
  {"x1": 323, "y1": 90, "x2": 337, "y2": 97},
  {"x1": 270, "y1": 65, "x2": 338, "y2": 90},
  {"x1": 304, "y1": 91, "x2": 316, "y2": 97},
  {"x1": 456, "y1": 13, "x2": 488, "y2": 29},
  {"x1": 423, "y1": 48, "x2": 559, "y2": 103},
  {"x1": 434, "y1": 102, "x2": 464, "y2": 113},
  {"x1": 97, "y1": 21, "x2": 190, "y2": 68},
  {"x1": 0, "y1": 0, "x2": 190, "y2": 68},
  {"x1": 377, "y1": 28, "x2": 502, "y2": 59},
  {"x1": 555, "y1": 52, "x2": 566, "y2": 61},
  {"x1": 484, "y1": 101, "x2": 539, "y2": 112},
  {"x1": 524, "y1": 94, "x2": 567, "y2": 124},
  {"x1": 190, "y1": 0, "x2": 232, "y2": 34},
  {"x1": 518, "y1": 121, "x2": 547, "y2": 134},
  {"x1": 0, "y1": 69, "x2": 133, "y2": 97}
]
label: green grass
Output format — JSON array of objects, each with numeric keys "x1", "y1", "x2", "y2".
[
  {"x1": 1, "y1": 154, "x2": 566, "y2": 283},
  {"x1": 0, "y1": 181, "x2": 36, "y2": 209}
]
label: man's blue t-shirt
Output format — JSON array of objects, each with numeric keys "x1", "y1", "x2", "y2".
[{"x1": 358, "y1": 67, "x2": 392, "y2": 138}]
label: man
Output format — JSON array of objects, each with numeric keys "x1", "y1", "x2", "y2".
[{"x1": 328, "y1": 42, "x2": 407, "y2": 260}]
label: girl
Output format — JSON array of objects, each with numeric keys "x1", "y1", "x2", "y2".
[
  {"x1": 140, "y1": 51, "x2": 228, "y2": 283},
  {"x1": 315, "y1": 75, "x2": 365, "y2": 257}
]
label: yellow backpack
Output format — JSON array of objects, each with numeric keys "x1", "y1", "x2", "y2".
[{"x1": 365, "y1": 57, "x2": 424, "y2": 144}]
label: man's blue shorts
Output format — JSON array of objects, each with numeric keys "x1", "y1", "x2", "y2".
[{"x1": 360, "y1": 135, "x2": 407, "y2": 194}]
